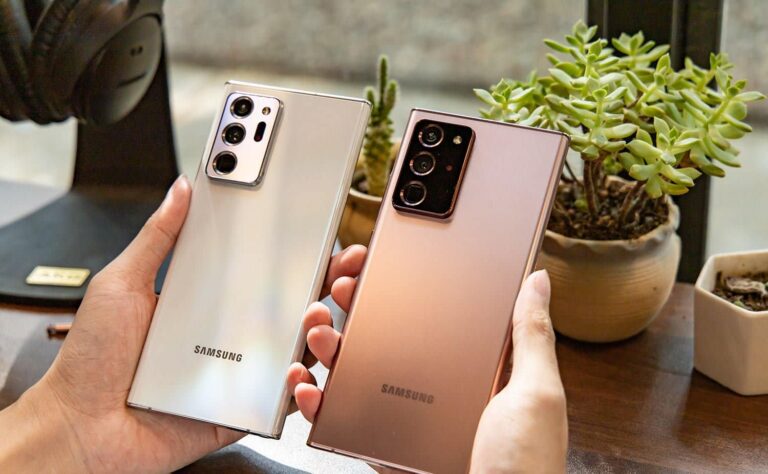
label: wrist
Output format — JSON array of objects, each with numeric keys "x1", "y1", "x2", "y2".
[{"x1": 0, "y1": 379, "x2": 88, "y2": 472}]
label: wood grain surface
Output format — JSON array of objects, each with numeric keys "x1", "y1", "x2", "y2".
[{"x1": 2, "y1": 285, "x2": 767, "y2": 472}]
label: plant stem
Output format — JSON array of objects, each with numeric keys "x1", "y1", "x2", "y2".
[
  {"x1": 582, "y1": 157, "x2": 599, "y2": 216},
  {"x1": 618, "y1": 181, "x2": 645, "y2": 224},
  {"x1": 564, "y1": 159, "x2": 580, "y2": 186},
  {"x1": 552, "y1": 201, "x2": 573, "y2": 227}
]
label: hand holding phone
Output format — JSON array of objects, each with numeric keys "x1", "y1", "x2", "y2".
[{"x1": 289, "y1": 269, "x2": 567, "y2": 473}]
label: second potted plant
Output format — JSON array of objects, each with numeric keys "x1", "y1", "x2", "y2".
[
  {"x1": 338, "y1": 55, "x2": 399, "y2": 248},
  {"x1": 475, "y1": 21, "x2": 764, "y2": 342}
]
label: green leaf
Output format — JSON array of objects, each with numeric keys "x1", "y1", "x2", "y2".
[
  {"x1": 660, "y1": 164, "x2": 694, "y2": 186},
  {"x1": 549, "y1": 68, "x2": 573, "y2": 87},
  {"x1": 627, "y1": 139, "x2": 662, "y2": 161},
  {"x1": 726, "y1": 101, "x2": 747, "y2": 120},
  {"x1": 703, "y1": 135, "x2": 741, "y2": 167},
  {"x1": 661, "y1": 182, "x2": 690, "y2": 195},
  {"x1": 677, "y1": 167, "x2": 702, "y2": 180},
  {"x1": 636, "y1": 129, "x2": 654, "y2": 145},
  {"x1": 474, "y1": 89, "x2": 498, "y2": 106},
  {"x1": 735, "y1": 91, "x2": 766, "y2": 102},
  {"x1": 544, "y1": 39, "x2": 571, "y2": 53},
  {"x1": 645, "y1": 175, "x2": 663, "y2": 198},
  {"x1": 603, "y1": 123, "x2": 637, "y2": 139},
  {"x1": 619, "y1": 152, "x2": 642, "y2": 171},
  {"x1": 653, "y1": 117, "x2": 670, "y2": 137},
  {"x1": 630, "y1": 163, "x2": 659, "y2": 181}
]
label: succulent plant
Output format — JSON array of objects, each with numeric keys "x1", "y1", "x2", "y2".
[
  {"x1": 362, "y1": 55, "x2": 398, "y2": 197},
  {"x1": 475, "y1": 20, "x2": 764, "y2": 230}
]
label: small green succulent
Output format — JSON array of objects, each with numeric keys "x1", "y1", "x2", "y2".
[
  {"x1": 362, "y1": 55, "x2": 398, "y2": 197},
  {"x1": 475, "y1": 20, "x2": 764, "y2": 225}
]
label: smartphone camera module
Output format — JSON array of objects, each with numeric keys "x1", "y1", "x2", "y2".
[
  {"x1": 212, "y1": 151, "x2": 237, "y2": 175},
  {"x1": 393, "y1": 119, "x2": 473, "y2": 218},
  {"x1": 419, "y1": 124, "x2": 444, "y2": 148},
  {"x1": 231, "y1": 97, "x2": 253, "y2": 118},
  {"x1": 223, "y1": 123, "x2": 246, "y2": 145},
  {"x1": 400, "y1": 181, "x2": 427, "y2": 206},
  {"x1": 409, "y1": 152, "x2": 436, "y2": 176},
  {"x1": 207, "y1": 92, "x2": 281, "y2": 186}
]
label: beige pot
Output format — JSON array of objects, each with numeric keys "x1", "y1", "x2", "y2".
[
  {"x1": 694, "y1": 250, "x2": 768, "y2": 395},
  {"x1": 337, "y1": 142, "x2": 399, "y2": 248},
  {"x1": 537, "y1": 198, "x2": 681, "y2": 343},
  {"x1": 338, "y1": 181, "x2": 382, "y2": 248}
]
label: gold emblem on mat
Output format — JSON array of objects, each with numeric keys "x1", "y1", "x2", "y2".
[{"x1": 26, "y1": 266, "x2": 91, "y2": 287}]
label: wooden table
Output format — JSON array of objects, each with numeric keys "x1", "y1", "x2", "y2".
[
  {"x1": 1, "y1": 182, "x2": 767, "y2": 472},
  {"x1": 4, "y1": 286, "x2": 767, "y2": 472},
  {"x1": 562, "y1": 284, "x2": 768, "y2": 473}
]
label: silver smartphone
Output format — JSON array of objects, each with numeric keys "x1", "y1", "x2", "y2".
[{"x1": 128, "y1": 81, "x2": 370, "y2": 438}]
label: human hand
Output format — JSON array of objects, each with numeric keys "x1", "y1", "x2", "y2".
[
  {"x1": 0, "y1": 176, "x2": 367, "y2": 473},
  {"x1": 290, "y1": 270, "x2": 568, "y2": 473}
]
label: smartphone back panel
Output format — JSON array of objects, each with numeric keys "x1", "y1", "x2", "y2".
[
  {"x1": 128, "y1": 82, "x2": 370, "y2": 437},
  {"x1": 308, "y1": 109, "x2": 568, "y2": 472}
]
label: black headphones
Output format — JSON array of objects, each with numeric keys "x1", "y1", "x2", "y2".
[{"x1": 0, "y1": 0, "x2": 164, "y2": 125}]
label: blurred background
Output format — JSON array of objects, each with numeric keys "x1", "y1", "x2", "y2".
[
  {"x1": 0, "y1": 0, "x2": 765, "y2": 253},
  {"x1": 0, "y1": 1, "x2": 765, "y2": 470}
]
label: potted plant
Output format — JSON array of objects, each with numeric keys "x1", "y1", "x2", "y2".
[
  {"x1": 475, "y1": 21, "x2": 764, "y2": 342},
  {"x1": 694, "y1": 251, "x2": 768, "y2": 395},
  {"x1": 338, "y1": 55, "x2": 399, "y2": 248}
]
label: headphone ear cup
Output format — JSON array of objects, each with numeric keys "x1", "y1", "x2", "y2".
[
  {"x1": 28, "y1": 0, "x2": 81, "y2": 123},
  {"x1": 22, "y1": 0, "x2": 48, "y2": 29},
  {"x1": 0, "y1": 57, "x2": 29, "y2": 120},
  {"x1": 0, "y1": 0, "x2": 38, "y2": 121}
]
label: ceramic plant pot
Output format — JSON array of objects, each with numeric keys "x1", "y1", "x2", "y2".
[
  {"x1": 337, "y1": 142, "x2": 399, "y2": 248},
  {"x1": 338, "y1": 178, "x2": 382, "y2": 248},
  {"x1": 537, "y1": 198, "x2": 681, "y2": 343},
  {"x1": 694, "y1": 250, "x2": 768, "y2": 395}
]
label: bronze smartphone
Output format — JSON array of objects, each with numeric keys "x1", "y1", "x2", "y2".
[{"x1": 308, "y1": 109, "x2": 569, "y2": 473}]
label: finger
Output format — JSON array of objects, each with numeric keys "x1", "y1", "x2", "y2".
[
  {"x1": 307, "y1": 325, "x2": 341, "y2": 368},
  {"x1": 286, "y1": 362, "x2": 316, "y2": 395},
  {"x1": 302, "y1": 302, "x2": 333, "y2": 333},
  {"x1": 301, "y1": 302, "x2": 334, "y2": 367},
  {"x1": 331, "y1": 276, "x2": 357, "y2": 313},
  {"x1": 106, "y1": 176, "x2": 192, "y2": 288},
  {"x1": 295, "y1": 382, "x2": 322, "y2": 422},
  {"x1": 321, "y1": 244, "x2": 366, "y2": 298},
  {"x1": 508, "y1": 270, "x2": 561, "y2": 389}
]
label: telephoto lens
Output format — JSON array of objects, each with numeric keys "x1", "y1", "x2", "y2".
[
  {"x1": 410, "y1": 152, "x2": 436, "y2": 176},
  {"x1": 213, "y1": 152, "x2": 237, "y2": 174},
  {"x1": 419, "y1": 124, "x2": 444, "y2": 147},
  {"x1": 231, "y1": 97, "x2": 253, "y2": 118},
  {"x1": 223, "y1": 123, "x2": 246, "y2": 145},
  {"x1": 400, "y1": 181, "x2": 427, "y2": 206}
]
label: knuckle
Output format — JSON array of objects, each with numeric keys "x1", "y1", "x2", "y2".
[
  {"x1": 525, "y1": 308, "x2": 556, "y2": 342},
  {"x1": 144, "y1": 214, "x2": 176, "y2": 246},
  {"x1": 521, "y1": 385, "x2": 567, "y2": 414}
]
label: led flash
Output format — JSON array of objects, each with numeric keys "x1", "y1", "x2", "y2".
[
  {"x1": 453, "y1": 135, "x2": 462, "y2": 145},
  {"x1": 262, "y1": 106, "x2": 272, "y2": 115}
]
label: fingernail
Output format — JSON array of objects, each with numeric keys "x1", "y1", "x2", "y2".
[{"x1": 532, "y1": 269, "x2": 551, "y2": 301}]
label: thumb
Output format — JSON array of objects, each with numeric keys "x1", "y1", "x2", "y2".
[
  {"x1": 507, "y1": 270, "x2": 561, "y2": 390},
  {"x1": 107, "y1": 176, "x2": 192, "y2": 288}
]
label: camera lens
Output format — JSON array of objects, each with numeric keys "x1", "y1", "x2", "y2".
[
  {"x1": 409, "y1": 152, "x2": 436, "y2": 176},
  {"x1": 419, "y1": 124, "x2": 444, "y2": 148},
  {"x1": 223, "y1": 123, "x2": 246, "y2": 145},
  {"x1": 231, "y1": 97, "x2": 253, "y2": 118},
  {"x1": 212, "y1": 151, "x2": 237, "y2": 175},
  {"x1": 400, "y1": 181, "x2": 427, "y2": 206}
]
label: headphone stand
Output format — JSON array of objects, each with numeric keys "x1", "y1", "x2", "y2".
[{"x1": 0, "y1": 50, "x2": 178, "y2": 307}]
